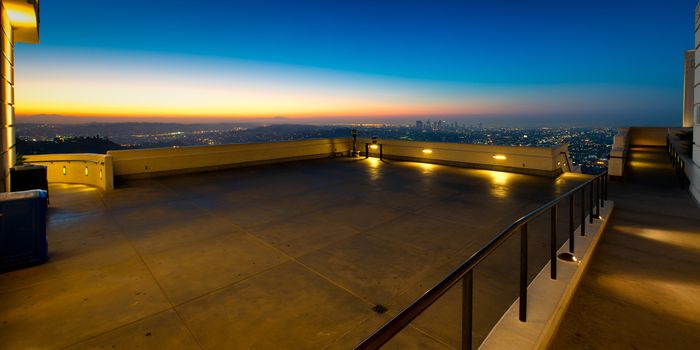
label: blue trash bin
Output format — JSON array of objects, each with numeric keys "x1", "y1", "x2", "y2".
[{"x1": 0, "y1": 190, "x2": 48, "y2": 272}]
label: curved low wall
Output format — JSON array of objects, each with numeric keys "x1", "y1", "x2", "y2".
[{"x1": 24, "y1": 153, "x2": 114, "y2": 190}]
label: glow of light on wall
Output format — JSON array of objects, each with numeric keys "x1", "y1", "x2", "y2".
[
  {"x1": 369, "y1": 144, "x2": 379, "y2": 150},
  {"x1": 4, "y1": 2, "x2": 37, "y2": 29}
]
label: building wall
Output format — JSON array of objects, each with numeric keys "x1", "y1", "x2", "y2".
[
  {"x1": 0, "y1": 2, "x2": 15, "y2": 192},
  {"x1": 691, "y1": 3, "x2": 700, "y2": 204},
  {"x1": 684, "y1": 50, "x2": 695, "y2": 128}
]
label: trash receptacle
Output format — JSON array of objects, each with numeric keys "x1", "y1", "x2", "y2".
[
  {"x1": 0, "y1": 190, "x2": 48, "y2": 272},
  {"x1": 11, "y1": 165, "x2": 48, "y2": 193}
]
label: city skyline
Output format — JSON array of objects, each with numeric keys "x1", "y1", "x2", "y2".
[{"x1": 14, "y1": 1, "x2": 697, "y2": 125}]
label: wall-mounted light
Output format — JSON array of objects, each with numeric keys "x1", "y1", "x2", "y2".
[
  {"x1": 557, "y1": 161, "x2": 562, "y2": 167},
  {"x1": 492, "y1": 155, "x2": 507, "y2": 160},
  {"x1": 62, "y1": 166, "x2": 67, "y2": 175},
  {"x1": 369, "y1": 144, "x2": 379, "y2": 150},
  {"x1": 99, "y1": 169, "x2": 103, "y2": 180},
  {"x1": 422, "y1": 149, "x2": 433, "y2": 154},
  {"x1": 85, "y1": 166, "x2": 89, "y2": 176}
]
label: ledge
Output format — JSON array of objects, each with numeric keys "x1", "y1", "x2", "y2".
[{"x1": 480, "y1": 201, "x2": 614, "y2": 350}]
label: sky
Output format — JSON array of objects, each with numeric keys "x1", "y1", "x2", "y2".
[{"x1": 13, "y1": 0, "x2": 699, "y2": 126}]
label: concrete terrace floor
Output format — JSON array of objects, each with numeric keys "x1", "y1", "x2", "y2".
[
  {"x1": 551, "y1": 147, "x2": 700, "y2": 349},
  {"x1": 0, "y1": 157, "x2": 590, "y2": 349}
]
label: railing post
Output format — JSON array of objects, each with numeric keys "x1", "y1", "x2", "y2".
[
  {"x1": 550, "y1": 205, "x2": 557, "y2": 280},
  {"x1": 580, "y1": 187, "x2": 586, "y2": 236},
  {"x1": 569, "y1": 194, "x2": 574, "y2": 252},
  {"x1": 601, "y1": 174, "x2": 605, "y2": 208},
  {"x1": 462, "y1": 272, "x2": 473, "y2": 350},
  {"x1": 605, "y1": 172, "x2": 608, "y2": 201},
  {"x1": 595, "y1": 177, "x2": 600, "y2": 218},
  {"x1": 379, "y1": 144, "x2": 383, "y2": 160},
  {"x1": 603, "y1": 173, "x2": 607, "y2": 202},
  {"x1": 519, "y1": 224, "x2": 528, "y2": 322},
  {"x1": 589, "y1": 182, "x2": 594, "y2": 224},
  {"x1": 365, "y1": 144, "x2": 369, "y2": 159}
]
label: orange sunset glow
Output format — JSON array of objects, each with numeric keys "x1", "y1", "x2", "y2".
[{"x1": 13, "y1": 48, "x2": 668, "y2": 121}]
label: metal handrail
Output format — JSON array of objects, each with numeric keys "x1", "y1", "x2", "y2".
[
  {"x1": 667, "y1": 135, "x2": 689, "y2": 189},
  {"x1": 355, "y1": 170, "x2": 608, "y2": 350}
]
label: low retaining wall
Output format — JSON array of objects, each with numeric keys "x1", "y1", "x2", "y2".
[
  {"x1": 359, "y1": 139, "x2": 571, "y2": 177},
  {"x1": 24, "y1": 153, "x2": 114, "y2": 190},
  {"x1": 481, "y1": 201, "x2": 614, "y2": 350},
  {"x1": 628, "y1": 127, "x2": 668, "y2": 147},
  {"x1": 108, "y1": 138, "x2": 354, "y2": 179},
  {"x1": 23, "y1": 138, "x2": 579, "y2": 190}
]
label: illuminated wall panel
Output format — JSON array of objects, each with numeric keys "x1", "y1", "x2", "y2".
[
  {"x1": 0, "y1": 1, "x2": 12, "y2": 191},
  {"x1": 691, "y1": 3, "x2": 700, "y2": 203},
  {"x1": 0, "y1": 6, "x2": 15, "y2": 191}
]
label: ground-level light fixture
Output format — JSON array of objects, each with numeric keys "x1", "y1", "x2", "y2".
[
  {"x1": 557, "y1": 252, "x2": 579, "y2": 263},
  {"x1": 422, "y1": 149, "x2": 433, "y2": 154},
  {"x1": 492, "y1": 155, "x2": 507, "y2": 160}
]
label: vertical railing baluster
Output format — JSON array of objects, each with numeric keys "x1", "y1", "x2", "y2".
[
  {"x1": 595, "y1": 177, "x2": 600, "y2": 218},
  {"x1": 365, "y1": 144, "x2": 369, "y2": 159},
  {"x1": 462, "y1": 272, "x2": 473, "y2": 350},
  {"x1": 589, "y1": 182, "x2": 594, "y2": 224},
  {"x1": 550, "y1": 205, "x2": 557, "y2": 280},
  {"x1": 580, "y1": 187, "x2": 586, "y2": 236},
  {"x1": 379, "y1": 144, "x2": 383, "y2": 160},
  {"x1": 605, "y1": 172, "x2": 608, "y2": 201},
  {"x1": 519, "y1": 224, "x2": 528, "y2": 322},
  {"x1": 569, "y1": 194, "x2": 574, "y2": 252},
  {"x1": 601, "y1": 174, "x2": 606, "y2": 208}
]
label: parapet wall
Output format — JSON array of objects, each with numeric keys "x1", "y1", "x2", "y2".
[
  {"x1": 628, "y1": 127, "x2": 668, "y2": 147},
  {"x1": 22, "y1": 138, "x2": 576, "y2": 190},
  {"x1": 608, "y1": 128, "x2": 629, "y2": 177},
  {"x1": 24, "y1": 153, "x2": 114, "y2": 190},
  {"x1": 358, "y1": 138, "x2": 571, "y2": 177},
  {"x1": 108, "y1": 138, "x2": 354, "y2": 179}
]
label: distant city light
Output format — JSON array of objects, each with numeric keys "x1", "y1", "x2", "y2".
[{"x1": 493, "y1": 155, "x2": 507, "y2": 160}]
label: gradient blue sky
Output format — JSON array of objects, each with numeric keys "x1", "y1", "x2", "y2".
[{"x1": 14, "y1": 0, "x2": 699, "y2": 125}]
